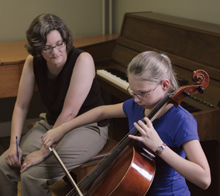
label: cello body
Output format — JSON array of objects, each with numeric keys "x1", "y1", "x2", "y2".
[{"x1": 83, "y1": 143, "x2": 155, "y2": 196}]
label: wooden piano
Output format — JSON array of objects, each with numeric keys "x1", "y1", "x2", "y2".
[{"x1": 93, "y1": 12, "x2": 220, "y2": 196}]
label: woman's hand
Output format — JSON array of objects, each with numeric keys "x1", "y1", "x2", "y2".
[
  {"x1": 42, "y1": 127, "x2": 65, "y2": 149},
  {"x1": 128, "y1": 117, "x2": 163, "y2": 152},
  {"x1": 5, "y1": 145, "x2": 22, "y2": 168},
  {"x1": 20, "y1": 147, "x2": 50, "y2": 173}
]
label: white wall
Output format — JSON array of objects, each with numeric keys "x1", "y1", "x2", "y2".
[
  {"x1": 0, "y1": 0, "x2": 103, "y2": 41},
  {"x1": 113, "y1": 0, "x2": 220, "y2": 33},
  {"x1": 2, "y1": 0, "x2": 219, "y2": 41}
]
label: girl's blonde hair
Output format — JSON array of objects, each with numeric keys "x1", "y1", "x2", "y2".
[{"x1": 127, "y1": 51, "x2": 179, "y2": 92}]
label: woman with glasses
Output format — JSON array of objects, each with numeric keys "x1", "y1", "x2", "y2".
[
  {"x1": 0, "y1": 14, "x2": 109, "y2": 196},
  {"x1": 42, "y1": 51, "x2": 211, "y2": 195}
]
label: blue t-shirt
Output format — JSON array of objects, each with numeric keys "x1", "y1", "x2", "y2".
[{"x1": 123, "y1": 98, "x2": 199, "y2": 196}]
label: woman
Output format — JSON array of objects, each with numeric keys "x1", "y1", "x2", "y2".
[
  {"x1": 42, "y1": 51, "x2": 211, "y2": 195},
  {"x1": 0, "y1": 14, "x2": 108, "y2": 196}
]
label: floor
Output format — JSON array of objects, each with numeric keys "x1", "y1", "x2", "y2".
[{"x1": 17, "y1": 180, "x2": 72, "y2": 196}]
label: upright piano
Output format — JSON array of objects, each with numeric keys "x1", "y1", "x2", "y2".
[{"x1": 92, "y1": 12, "x2": 220, "y2": 195}]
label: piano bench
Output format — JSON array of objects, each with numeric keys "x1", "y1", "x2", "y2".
[{"x1": 68, "y1": 137, "x2": 118, "y2": 183}]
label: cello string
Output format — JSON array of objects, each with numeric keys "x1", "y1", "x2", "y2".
[
  {"x1": 66, "y1": 126, "x2": 139, "y2": 196},
  {"x1": 66, "y1": 96, "x2": 171, "y2": 195},
  {"x1": 75, "y1": 107, "x2": 145, "y2": 189},
  {"x1": 74, "y1": 104, "x2": 146, "y2": 190},
  {"x1": 76, "y1": 94, "x2": 174, "y2": 188},
  {"x1": 76, "y1": 134, "x2": 128, "y2": 186},
  {"x1": 65, "y1": 139, "x2": 125, "y2": 195},
  {"x1": 65, "y1": 121, "x2": 140, "y2": 196},
  {"x1": 66, "y1": 188, "x2": 77, "y2": 196},
  {"x1": 67, "y1": 96, "x2": 170, "y2": 194},
  {"x1": 66, "y1": 189, "x2": 73, "y2": 196}
]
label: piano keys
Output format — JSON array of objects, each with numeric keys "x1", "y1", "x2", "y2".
[{"x1": 97, "y1": 69, "x2": 128, "y2": 91}]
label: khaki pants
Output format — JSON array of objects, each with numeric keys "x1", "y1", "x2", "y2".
[{"x1": 0, "y1": 119, "x2": 108, "y2": 196}]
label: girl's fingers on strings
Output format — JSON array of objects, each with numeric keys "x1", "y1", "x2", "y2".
[
  {"x1": 143, "y1": 117, "x2": 152, "y2": 128},
  {"x1": 133, "y1": 122, "x2": 145, "y2": 135},
  {"x1": 128, "y1": 134, "x2": 142, "y2": 142}
]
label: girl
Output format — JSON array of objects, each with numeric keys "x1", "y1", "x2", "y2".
[{"x1": 42, "y1": 51, "x2": 211, "y2": 195}]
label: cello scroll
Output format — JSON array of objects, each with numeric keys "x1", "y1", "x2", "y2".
[{"x1": 170, "y1": 69, "x2": 209, "y2": 106}]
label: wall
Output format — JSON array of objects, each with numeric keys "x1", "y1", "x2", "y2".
[
  {"x1": 1, "y1": 0, "x2": 219, "y2": 41},
  {"x1": 0, "y1": 0, "x2": 105, "y2": 136},
  {"x1": 112, "y1": 0, "x2": 220, "y2": 33},
  {"x1": 0, "y1": 0, "x2": 103, "y2": 42}
]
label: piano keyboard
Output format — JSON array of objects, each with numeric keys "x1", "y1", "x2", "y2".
[{"x1": 97, "y1": 69, "x2": 129, "y2": 91}]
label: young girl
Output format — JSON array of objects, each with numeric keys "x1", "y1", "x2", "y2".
[{"x1": 42, "y1": 51, "x2": 211, "y2": 195}]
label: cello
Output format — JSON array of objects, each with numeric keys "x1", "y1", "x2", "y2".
[{"x1": 64, "y1": 69, "x2": 209, "y2": 196}]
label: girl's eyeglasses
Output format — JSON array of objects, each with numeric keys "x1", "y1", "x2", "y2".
[{"x1": 127, "y1": 82, "x2": 161, "y2": 99}]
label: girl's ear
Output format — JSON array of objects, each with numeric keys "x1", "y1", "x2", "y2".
[{"x1": 161, "y1": 79, "x2": 170, "y2": 91}]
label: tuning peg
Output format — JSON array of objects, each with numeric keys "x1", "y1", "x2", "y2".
[
  {"x1": 183, "y1": 91, "x2": 190, "y2": 97},
  {"x1": 197, "y1": 86, "x2": 204, "y2": 94}
]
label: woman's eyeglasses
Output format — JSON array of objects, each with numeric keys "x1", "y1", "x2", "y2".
[{"x1": 42, "y1": 41, "x2": 66, "y2": 53}]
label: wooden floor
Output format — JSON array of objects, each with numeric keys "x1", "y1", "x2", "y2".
[
  {"x1": 0, "y1": 136, "x2": 73, "y2": 196},
  {"x1": 17, "y1": 180, "x2": 72, "y2": 196}
]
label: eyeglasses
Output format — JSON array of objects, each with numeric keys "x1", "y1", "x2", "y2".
[
  {"x1": 127, "y1": 83, "x2": 161, "y2": 100},
  {"x1": 42, "y1": 41, "x2": 66, "y2": 53}
]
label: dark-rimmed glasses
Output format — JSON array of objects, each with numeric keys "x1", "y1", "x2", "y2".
[
  {"x1": 127, "y1": 82, "x2": 161, "y2": 99},
  {"x1": 42, "y1": 41, "x2": 66, "y2": 53}
]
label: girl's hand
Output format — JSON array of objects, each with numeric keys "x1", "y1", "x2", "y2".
[
  {"x1": 5, "y1": 145, "x2": 22, "y2": 168},
  {"x1": 128, "y1": 117, "x2": 163, "y2": 152},
  {"x1": 42, "y1": 127, "x2": 64, "y2": 149}
]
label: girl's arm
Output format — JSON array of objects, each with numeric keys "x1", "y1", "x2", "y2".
[
  {"x1": 158, "y1": 140, "x2": 211, "y2": 189},
  {"x1": 129, "y1": 117, "x2": 211, "y2": 190},
  {"x1": 42, "y1": 103, "x2": 126, "y2": 148}
]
